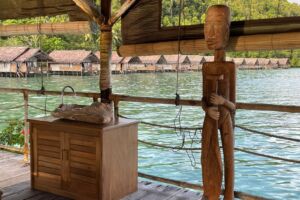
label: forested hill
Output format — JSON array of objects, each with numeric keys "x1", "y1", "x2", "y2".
[{"x1": 0, "y1": 0, "x2": 300, "y2": 66}]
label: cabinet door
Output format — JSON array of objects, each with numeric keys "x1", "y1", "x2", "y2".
[
  {"x1": 32, "y1": 126, "x2": 63, "y2": 190},
  {"x1": 65, "y1": 133, "x2": 100, "y2": 200}
]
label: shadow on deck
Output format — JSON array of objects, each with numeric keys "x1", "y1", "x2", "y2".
[{"x1": 0, "y1": 150, "x2": 202, "y2": 200}]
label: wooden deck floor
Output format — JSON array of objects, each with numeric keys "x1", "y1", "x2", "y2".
[{"x1": 0, "y1": 150, "x2": 202, "y2": 200}]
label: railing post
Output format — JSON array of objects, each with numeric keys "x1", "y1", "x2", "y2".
[{"x1": 23, "y1": 90, "x2": 29, "y2": 164}]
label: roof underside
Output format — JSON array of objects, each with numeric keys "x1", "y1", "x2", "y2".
[{"x1": 0, "y1": 0, "x2": 88, "y2": 21}]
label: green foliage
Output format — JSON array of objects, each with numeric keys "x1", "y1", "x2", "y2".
[{"x1": 0, "y1": 120, "x2": 25, "y2": 146}]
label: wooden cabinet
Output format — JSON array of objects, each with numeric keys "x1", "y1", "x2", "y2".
[{"x1": 29, "y1": 117, "x2": 138, "y2": 200}]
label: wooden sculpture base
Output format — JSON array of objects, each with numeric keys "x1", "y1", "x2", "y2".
[{"x1": 29, "y1": 116, "x2": 138, "y2": 200}]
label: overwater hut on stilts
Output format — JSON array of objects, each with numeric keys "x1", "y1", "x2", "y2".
[
  {"x1": 188, "y1": 55, "x2": 204, "y2": 71},
  {"x1": 138, "y1": 55, "x2": 163, "y2": 72},
  {"x1": 233, "y1": 58, "x2": 246, "y2": 69},
  {"x1": 0, "y1": 47, "x2": 28, "y2": 77},
  {"x1": 163, "y1": 54, "x2": 189, "y2": 71},
  {"x1": 257, "y1": 58, "x2": 271, "y2": 69},
  {"x1": 269, "y1": 58, "x2": 279, "y2": 69},
  {"x1": 278, "y1": 58, "x2": 290, "y2": 69},
  {"x1": 244, "y1": 58, "x2": 260, "y2": 69},
  {"x1": 0, "y1": 0, "x2": 300, "y2": 200},
  {"x1": 15, "y1": 48, "x2": 53, "y2": 77},
  {"x1": 49, "y1": 50, "x2": 99, "y2": 76}
]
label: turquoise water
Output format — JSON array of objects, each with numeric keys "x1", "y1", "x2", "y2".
[{"x1": 0, "y1": 69, "x2": 299, "y2": 199}]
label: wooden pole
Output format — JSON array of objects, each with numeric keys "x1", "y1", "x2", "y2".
[
  {"x1": 22, "y1": 90, "x2": 29, "y2": 164},
  {"x1": 100, "y1": 0, "x2": 112, "y2": 103},
  {"x1": 118, "y1": 32, "x2": 300, "y2": 56},
  {"x1": 0, "y1": 21, "x2": 92, "y2": 36},
  {"x1": 100, "y1": 26, "x2": 112, "y2": 103}
]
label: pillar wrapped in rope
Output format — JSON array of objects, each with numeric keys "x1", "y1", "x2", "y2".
[{"x1": 100, "y1": 26, "x2": 112, "y2": 103}]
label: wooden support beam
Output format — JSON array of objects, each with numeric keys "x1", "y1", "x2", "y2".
[
  {"x1": 109, "y1": 0, "x2": 138, "y2": 26},
  {"x1": 22, "y1": 90, "x2": 29, "y2": 163},
  {"x1": 0, "y1": 21, "x2": 91, "y2": 36},
  {"x1": 118, "y1": 32, "x2": 300, "y2": 56},
  {"x1": 72, "y1": 0, "x2": 103, "y2": 25},
  {"x1": 100, "y1": 0, "x2": 112, "y2": 103},
  {"x1": 101, "y1": 0, "x2": 112, "y2": 24}
]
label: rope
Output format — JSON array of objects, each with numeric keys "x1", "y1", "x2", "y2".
[
  {"x1": 120, "y1": 114, "x2": 299, "y2": 143},
  {"x1": 138, "y1": 139, "x2": 300, "y2": 164},
  {"x1": 119, "y1": 114, "x2": 202, "y2": 130},
  {"x1": 236, "y1": 125, "x2": 300, "y2": 142},
  {"x1": 28, "y1": 104, "x2": 52, "y2": 113},
  {"x1": 0, "y1": 105, "x2": 24, "y2": 111}
]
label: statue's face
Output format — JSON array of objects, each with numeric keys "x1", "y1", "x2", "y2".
[{"x1": 204, "y1": 7, "x2": 230, "y2": 50}]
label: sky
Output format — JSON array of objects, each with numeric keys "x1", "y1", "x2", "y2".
[{"x1": 288, "y1": 0, "x2": 300, "y2": 4}]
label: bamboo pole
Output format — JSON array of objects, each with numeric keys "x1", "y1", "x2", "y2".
[
  {"x1": 118, "y1": 32, "x2": 300, "y2": 56},
  {"x1": 0, "y1": 21, "x2": 92, "y2": 36},
  {"x1": 22, "y1": 90, "x2": 29, "y2": 163},
  {"x1": 100, "y1": 26, "x2": 112, "y2": 103},
  {"x1": 0, "y1": 88, "x2": 299, "y2": 113}
]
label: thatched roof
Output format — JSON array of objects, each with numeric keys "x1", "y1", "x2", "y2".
[
  {"x1": 49, "y1": 50, "x2": 99, "y2": 64},
  {"x1": 0, "y1": 46, "x2": 29, "y2": 62},
  {"x1": 278, "y1": 58, "x2": 290, "y2": 65},
  {"x1": 163, "y1": 55, "x2": 187, "y2": 64},
  {"x1": 269, "y1": 58, "x2": 279, "y2": 65},
  {"x1": 244, "y1": 58, "x2": 258, "y2": 65},
  {"x1": 257, "y1": 58, "x2": 270, "y2": 65},
  {"x1": 139, "y1": 55, "x2": 162, "y2": 64},
  {"x1": 121, "y1": 57, "x2": 132, "y2": 64},
  {"x1": 233, "y1": 58, "x2": 246, "y2": 65},
  {"x1": 188, "y1": 55, "x2": 204, "y2": 64},
  {"x1": 111, "y1": 52, "x2": 124, "y2": 64},
  {"x1": 203, "y1": 56, "x2": 214, "y2": 62},
  {"x1": 15, "y1": 48, "x2": 52, "y2": 62}
]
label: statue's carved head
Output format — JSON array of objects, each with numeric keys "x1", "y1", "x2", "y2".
[{"x1": 204, "y1": 5, "x2": 231, "y2": 50}]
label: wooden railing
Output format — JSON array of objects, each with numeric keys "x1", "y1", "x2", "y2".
[{"x1": 0, "y1": 87, "x2": 298, "y2": 200}]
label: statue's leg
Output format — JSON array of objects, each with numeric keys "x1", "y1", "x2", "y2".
[
  {"x1": 202, "y1": 115, "x2": 222, "y2": 200},
  {"x1": 220, "y1": 115, "x2": 234, "y2": 200}
]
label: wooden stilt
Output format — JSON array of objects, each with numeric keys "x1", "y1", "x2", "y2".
[{"x1": 22, "y1": 90, "x2": 29, "y2": 164}]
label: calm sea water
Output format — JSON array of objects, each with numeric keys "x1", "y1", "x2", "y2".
[{"x1": 0, "y1": 69, "x2": 299, "y2": 199}]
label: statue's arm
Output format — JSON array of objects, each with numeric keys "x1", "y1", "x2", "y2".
[
  {"x1": 210, "y1": 93, "x2": 236, "y2": 112},
  {"x1": 223, "y1": 98, "x2": 236, "y2": 112}
]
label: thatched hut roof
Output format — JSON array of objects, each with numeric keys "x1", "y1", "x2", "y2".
[
  {"x1": 245, "y1": 58, "x2": 258, "y2": 65},
  {"x1": 269, "y1": 58, "x2": 279, "y2": 65},
  {"x1": 188, "y1": 55, "x2": 204, "y2": 64},
  {"x1": 233, "y1": 58, "x2": 246, "y2": 65},
  {"x1": 278, "y1": 58, "x2": 290, "y2": 65},
  {"x1": 0, "y1": 46, "x2": 29, "y2": 62},
  {"x1": 139, "y1": 55, "x2": 162, "y2": 64},
  {"x1": 257, "y1": 58, "x2": 271, "y2": 66},
  {"x1": 15, "y1": 48, "x2": 52, "y2": 62},
  {"x1": 163, "y1": 55, "x2": 188, "y2": 64},
  {"x1": 111, "y1": 52, "x2": 124, "y2": 64},
  {"x1": 203, "y1": 56, "x2": 214, "y2": 62},
  {"x1": 49, "y1": 50, "x2": 99, "y2": 64}
]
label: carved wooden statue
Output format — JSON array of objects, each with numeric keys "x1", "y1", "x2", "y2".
[{"x1": 201, "y1": 5, "x2": 236, "y2": 200}]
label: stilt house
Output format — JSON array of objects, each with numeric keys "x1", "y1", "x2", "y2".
[{"x1": 49, "y1": 50, "x2": 99, "y2": 75}]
